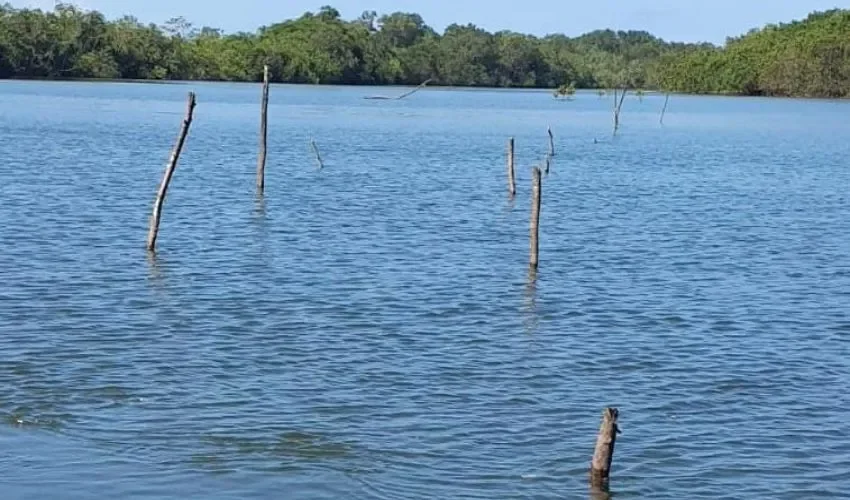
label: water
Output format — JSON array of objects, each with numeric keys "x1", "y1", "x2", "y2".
[{"x1": 1, "y1": 81, "x2": 849, "y2": 499}]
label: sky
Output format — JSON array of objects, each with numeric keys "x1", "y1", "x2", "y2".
[{"x1": 13, "y1": 0, "x2": 849, "y2": 44}]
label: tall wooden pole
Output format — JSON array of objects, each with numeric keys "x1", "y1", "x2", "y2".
[
  {"x1": 507, "y1": 137, "x2": 516, "y2": 197},
  {"x1": 257, "y1": 65, "x2": 270, "y2": 192},
  {"x1": 147, "y1": 92, "x2": 196, "y2": 252},
  {"x1": 547, "y1": 126, "x2": 555, "y2": 157},
  {"x1": 590, "y1": 407, "x2": 620, "y2": 488},
  {"x1": 529, "y1": 166, "x2": 542, "y2": 269}
]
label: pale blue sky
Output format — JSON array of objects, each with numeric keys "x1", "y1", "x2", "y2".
[{"x1": 14, "y1": 0, "x2": 848, "y2": 43}]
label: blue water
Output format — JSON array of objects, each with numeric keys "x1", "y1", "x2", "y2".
[{"x1": 1, "y1": 81, "x2": 849, "y2": 499}]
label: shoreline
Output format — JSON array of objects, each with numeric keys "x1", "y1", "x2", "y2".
[{"x1": 1, "y1": 77, "x2": 846, "y2": 101}]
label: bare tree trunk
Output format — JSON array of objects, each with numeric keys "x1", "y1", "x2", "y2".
[
  {"x1": 147, "y1": 92, "x2": 196, "y2": 252},
  {"x1": 257, "y1": 65, "x2": 270, "y2": 192},
  {"x1": 589, "y1": 407, "x2": 620, "y2": 488},
  {"x1": 547, "y1": 125, "x2": 555, "y2": 157},
  {"x1": 394, "y1": 78, "x2": 432, "y2": 100},
  {"x1": 364, "y1": 78, "x2": 432, "y2": 100}
]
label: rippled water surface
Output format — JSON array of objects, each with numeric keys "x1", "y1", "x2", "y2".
[{"x1": 1, "y1": 81, "x2": 850, "y2": 499}]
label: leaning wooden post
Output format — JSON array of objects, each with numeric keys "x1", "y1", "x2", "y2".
[
  {"x1": 146, "y1": 92, "x2": 196, "y2": 252},
  {"x1": 589, "y1": 407, "x2": 620, "y2": 488},
  {"x1": 256, "y1": 64, "x2": 270, "y2": 192},
  {"x1": 529, "y1": 166, "x2": 542, "y2": 269},
  {"x1": 547, "y1": 126, "x2": 555, "y2": 157},
  {"x1": 660, "y1": 93, "x2": 670, "y2": 125},
  {"x1": 310, "y1": 139, "x2": 325, "y2": 169},
  {"x1": 507, "y1": 137, "x2": 516, "y2": 197},
  {"x1": 613, "y1": 87, "x2": 627, "y2": 134}
]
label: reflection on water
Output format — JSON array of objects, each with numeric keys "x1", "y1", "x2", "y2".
[
  {"x1": 253, "y1": 192, "x2": 267, "y2": 220},
  {"x1": 589, "y1": 486, "x2": 612, "y2": 500},
  {"x1": 146, "y1": 251, "x2": 166, "y2": 283},
  {"x1": 523, "y1": 266, "x2": 539, "y2": 335}
]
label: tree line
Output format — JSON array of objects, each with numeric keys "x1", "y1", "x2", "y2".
[
  {"x1": 1, "y1": 3, "x2": 848, "y2": 97},
  {"x1": 655, "y1": 9, "x2": 850, "y2": 98}
]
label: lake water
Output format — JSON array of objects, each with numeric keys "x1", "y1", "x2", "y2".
[{"x1": 1, "y1": 80, "x2": 849, "y2": 499}]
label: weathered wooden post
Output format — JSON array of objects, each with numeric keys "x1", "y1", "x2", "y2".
[
  {"x1": 529, "y1": 166, "x2": 541, "y2": 269},
  {"x1": 589, "y1": 407, "x2": 620, "y2": 488},
  {"x1": 660, "y1": 93, "x2": 670, "y2": 125},
  {"x1": 310, "y1": 139, "x2": 324, "y2": 169},
  {"x1": 256, "y1": 64, "x2": 270, "y2": 192},
  {"x1": 613, "y1": 88, "x2": 627, "y2": 134},
  {"x1": 146, "y1": 92, "x2": 196, "y2": 252},
  {"x1": 507, "y1": 137, "x2": 516, "y2": 197},
  {"x1": 547, "y1": 126, "x2": 555, "y2": 157}
]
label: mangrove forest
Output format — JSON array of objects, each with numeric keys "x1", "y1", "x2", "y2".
[{"x1": 1, "y1": 3, "x2": 849, "y2": 97}]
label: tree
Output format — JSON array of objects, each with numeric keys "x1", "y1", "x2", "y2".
[
  {"x1": 317, "y1": 6, "x2": 340, "y2": 21},
  {"x1": 377, "y1": 12, "x2": 430, "y2": 48},
  {"x1": 494, "y1": 31, "x2": 545, "y2": 87},
  {"x1": 356, "y1": 10, "x2": 377, "y2": 32},
  {"x1": 436, "y1": 24, "x2": 497, "y2": 86}
]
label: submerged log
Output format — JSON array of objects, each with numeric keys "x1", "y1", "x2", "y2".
[{"x1": 364, "y1": 78, "x2": 432, "y2": 100}]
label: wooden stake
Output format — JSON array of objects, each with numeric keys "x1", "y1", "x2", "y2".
[
  {"x1": 529, "y1": 166, "x2": 541, "y2": 269},
  {"x1": 147, "y1": 92, "x2": 196, "y2": 252},
  {"x1": 660, "y1": 93, "x2": 670, "y2": 125},
  {"x1": 256, "y1": 64, "x2": 270, "y2": 192},
  {"x1": 547, "y1": 126, "x2": 555, "y2": 157},
  {"x1": 613, "y1": 88, "x2": 627, "y2": 134},
  {"x1": 310, "y1": 139, "x2": 324, "y2": 169},
  {"x1": 507, "y1": 137, "x2": 516, "y2": 197},
  {"x1": 544, "y1": 155, "x2": 550, "y2": 175},
  {"x1": 589, "y1": 407, "x2": 620, "y2": 488}
]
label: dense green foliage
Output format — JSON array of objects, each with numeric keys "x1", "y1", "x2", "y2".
[
  {"x1": 656, "y1": 10, "x2": 850, "y2": 97},
  {"x1": 0, "y1": 3, "x2": 702, "y2": 88},
  {"x1": 1, "y1": 3, "x2": 848, "y2": 97}
]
